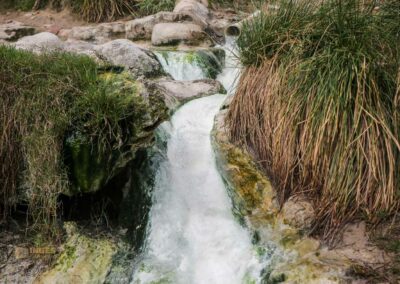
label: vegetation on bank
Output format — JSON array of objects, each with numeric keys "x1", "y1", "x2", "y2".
[
  {"x1": 0, "y1": 0, "x2": 254, "y2": 22},
  {"x1": 0, "y1": 46, "x2": 149, "y2": 239},
  {"x1": 228, "y1": 0, "x2": 400, "y2": 243},
  {"x1": 0, "y1": 0, "x2": 176, "y2": 22}
]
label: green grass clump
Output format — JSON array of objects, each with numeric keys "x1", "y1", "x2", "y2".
[
  {"x1": 136, "y1": 0, "x2": 174, "y2": 16},
  {"x1": 0, "y1": 0, "x2": 40, "y2": 11},
  {"x1": 0, "y1": 46, "x2": 146, "y2": 238},
  {"x1": 228, "y1": 0, "x2": 400, "y2": 242}
]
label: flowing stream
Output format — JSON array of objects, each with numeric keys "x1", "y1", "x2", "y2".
[{"x1": 132, "y1": 42, "x2": 265, "y2": 283}]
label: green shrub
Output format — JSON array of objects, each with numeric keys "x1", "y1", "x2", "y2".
[
  {"x1": 0, "y1": 0, "x2": 37, "y2": 11},
  {"x1": 228, "y1": 0, "x2": 400, "y2": 242},
  {"x1": 0, "y1": 47, "x2": 144, "y2": 238}
]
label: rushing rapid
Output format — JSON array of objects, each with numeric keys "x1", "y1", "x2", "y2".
[{"x1": 132, "y1": 42, "x2": 264, "y2": 284}]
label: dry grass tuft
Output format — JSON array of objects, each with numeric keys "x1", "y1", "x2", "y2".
[{"x1": 227, "y1": 0, "x2": 400, "y2": 242}]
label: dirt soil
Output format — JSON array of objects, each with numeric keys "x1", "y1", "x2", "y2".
[{"x1": 0, "y1": 8, "x2": 88, "y2": 33}]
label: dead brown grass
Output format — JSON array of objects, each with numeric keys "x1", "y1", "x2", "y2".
[{"x1": 227, "y1": 58, "x2": 400, "y2": 242}]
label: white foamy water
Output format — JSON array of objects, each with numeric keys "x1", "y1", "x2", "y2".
[
  {"x1": 155, "y1": 51, "x2": 210, "y2": 81},
  {"x1": 132, "y1": 43, "x2": 263, "y2": 284}
]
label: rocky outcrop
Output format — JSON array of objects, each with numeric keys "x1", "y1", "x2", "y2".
[
  {"x1": 0, "y1": 21, "x2": 35, "y2": 42},
  {"x1": 12, "y1": 35, "x2": 164, "y2": 78},
  {"x1": 65, "y1": 72, "x2": 169, "y2": 195},
  {"x1": 151, "y1": 22, "x2": 209, "y2": 46},
  {"x1": 212, "y1": 102, "x2": 346, "y2": 283},
  {"x1": 14, "y1": 32, "x2": 64, "y2": 53},
  {"x1": 94, "y1": 39, "x2": 164, "y2": 77}
]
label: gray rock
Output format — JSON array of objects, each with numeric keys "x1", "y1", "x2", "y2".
[
  {"x1": 174, "y1": 0, "x2": 210, "y2": 27},
  {"x1": 0, "y1": 21, "x2": 35, "y2": 42},
  {"x1": 126, "y1": 12, "x2": 191, "y2": 41},
  {"x1": 63, "y1": 39, "x2": 98, "y2": 59},
  {"x1": 68, "y1": 22, "x2": 126, "y2": 43},
  {"x1": 151, "y1": 78, "x2": 225, "y2": 110},
  {"x1": 151, "y1": 22, "x2": 209, "y2": 46},
  {"x1": 15, "y1": 32, "x2": 64, "y2": 53},
  {"x1": 94, "y1": 39, "x2": 163, "y2": 77}
]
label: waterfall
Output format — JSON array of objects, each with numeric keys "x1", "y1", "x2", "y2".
[{"x1": 132, "y1": 43, "x2": 264, "y2": 284}]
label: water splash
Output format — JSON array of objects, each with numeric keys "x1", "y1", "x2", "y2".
[{"x1": 132, "y1": 44, "x2": 265, "y2": 283}]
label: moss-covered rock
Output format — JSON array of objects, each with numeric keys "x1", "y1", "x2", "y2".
[
  {"x1": 36, "y1": 222, "x2": 117, "y2": 284},
  {"x1": 155, "y1": 48, "x2": 225, "y2": 79},
  {"x1": 64, "y1": 72, "x2": 169, "y2": 195},
  {"x1": 211, "y1": 104, "x2": 347, "y2": 283}
]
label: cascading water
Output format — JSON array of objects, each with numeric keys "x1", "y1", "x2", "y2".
[{"x1": 132, "y1": 42, "x2": 266, "y2": 283}]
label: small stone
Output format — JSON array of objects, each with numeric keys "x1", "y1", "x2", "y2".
[{"x1": 281, "y1": 196, "x2": 315, "y2": 231}]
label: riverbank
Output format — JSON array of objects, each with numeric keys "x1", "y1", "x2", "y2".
[{"x1": 1, "y1": 0, "x2": 399, "y2": 283}]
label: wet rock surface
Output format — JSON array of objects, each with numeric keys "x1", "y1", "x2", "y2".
[
  {"x1": 212, "y1": 107, "x2": 345, "y2": 283},
  {"x1": 152, "y1": 78, "x2": 225, "y2": 109},
  {"x1": 36, "y1": 223, "x2": 117, "y2": 284},
  {"x1": 212, "y1": 100, "x2": 393, "y2": 283}
]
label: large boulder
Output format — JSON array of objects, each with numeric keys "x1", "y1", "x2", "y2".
[
  {"x1": 94, "y1": 39, "x2": 164, "y2": 77},
  {"x1": 64, "y1": 72, "x2": 169, "y2": 195},
  {"x1": 151, "y1": 23, "x2": 210, "y2": 46},
  {"x1": 15, "y1": 32, "x2": 64, "y2": 53},
  {"x1": 126, "y1": 12, "x2": 191, "y2": 41},
  {"x1": 0, "y1": 21, "x2": 35, "y2": 42}
]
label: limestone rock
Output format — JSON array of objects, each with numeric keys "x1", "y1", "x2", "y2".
[
  {"x1": 152, "y1": 22, "x2": 209, "y2": 46},
  {"x1": 281, "y1": 196, "x2": 315, "y2": 231},
  {"x1": 15, "y1": 32, "x2": 64, "y2": 53},
  {"x1": 36, "y1": 222, "x2": 117, "y2": 284},
  {"x1": 94, "y1": 39, "x2": 164, "y2": 77},
  {"x1": 174, "y1": 0, "x2": 210, "y2": 27},
  {"x1": 151, "y1": 78, "x2": 225, "y2": 110},
  {"x1": 0, "y1": 21, "x2": 35, "y2": 42},
  {"x1": 68, "y1": 22, "x2": 125, "y2": 43},
  {"x1": 64, "y1": 72, "x2": 169, "y2": 195},
  {"x1": 63, "y1": 39, "x2": 98, "y2": 59},
  {"x1": 126, "y1": 12, "x2": 191, "y2": 41}
]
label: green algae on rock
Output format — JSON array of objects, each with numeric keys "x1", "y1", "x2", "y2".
[
  {"x1": 211, "y1": 105, "x2": 347, "y2": 283},
  {"x1": 36, "y1": 222, "x2": 117, "y2": 284},
  {"x1": 155, "y1": 48, "x2": 225, "y2": 79},
  {"x1": 64, "y1": 72, "x2": 169, "y2": 195}
]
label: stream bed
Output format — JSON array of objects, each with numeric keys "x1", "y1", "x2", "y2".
[{"x1": 132, "y1": 44, "x2": 266, "y2": 283}]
